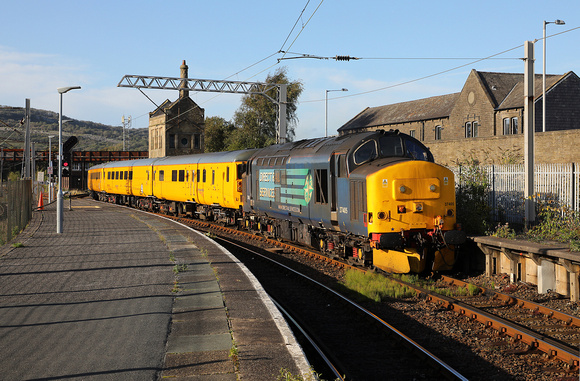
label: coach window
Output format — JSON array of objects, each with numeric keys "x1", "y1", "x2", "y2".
[
  {"x1": 129, "y1": 171, "x2": 133, "y2": 180},
  {"x1": 172, "y1": 170, "x2": 177, "y2": 182},
  {"x1": 226, "y1": 167, "x2": 230, "y2": 182},
  {"x1": 203, "y1": 169, "x2": 207, "y2": 183},
  {"x1": 116, "y1": 171, "x2": 119, "y2": 180},
  {"x1": 212, "y1": 170, "x2": 215, "y2": 185},
  {"x1": 159, "y1": 170, "x2": 165, "y2": 181},
  {"x1": 124, "y1": 171, "x2": 128, "y2": 180},
  {"x1": 179, "y1": 170, "x2": 185, "y2": 182}
]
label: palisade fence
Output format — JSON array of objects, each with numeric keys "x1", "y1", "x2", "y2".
[
  {"x1": 0, "y1": 179, "x2": 33, "y2": 245},
  {"x1": 452, "y1": 163, "x2": 580, "y2": 225}
]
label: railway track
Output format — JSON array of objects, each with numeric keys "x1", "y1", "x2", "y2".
[
  {"x1": 214, "y1": 234, "x2": 468, "y2": 380},
  {"x1": 107, "y1": 203, "x2": 580, "y2": 379}
]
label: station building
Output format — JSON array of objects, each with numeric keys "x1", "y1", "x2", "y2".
[{"x1": 338, "y1": 69, "x2": 580, "y2": 165}]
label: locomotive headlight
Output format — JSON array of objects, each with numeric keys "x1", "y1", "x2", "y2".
[
  {"x1": 429, "y1": 184, "x2": 437, "y2": 192},
  {"x1": 413, "y1": 202, "x2": 423, "y2": 213},
  {"x1": 399, "y1": 185, "x2": 406, "y2": 193}
]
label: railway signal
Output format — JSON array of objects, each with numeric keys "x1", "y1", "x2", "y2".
[{"x1": 62, "y1": 152, "x2": 71, "y2": 177}]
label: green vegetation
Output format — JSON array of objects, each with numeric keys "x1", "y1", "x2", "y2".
[
  {"x1": 276, "y1": 368, "x2": 322, "y2": 381},
  {"x1": 342, "y1": 270, "x2": 415, "y2": 302},
  {"x1": 524, "y1": 196, "x2": 580, "y2": 252},
  {"x1": 11, "y1": 242, "x2": 24, "y2": 248},
  {"x1": 172, "y1": 263, "x2": 188, "y2": 274},
  {"x1": 453, "y1": 153, "x2": 492, "y2": 235}
]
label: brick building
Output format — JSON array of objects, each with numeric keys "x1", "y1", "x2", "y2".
[
  {"x1": 338, "y1": 70, "x2": 580, "y2": 164},
  {"x1": 148, "y1": 61, "x2": 205, "y2": 158}
]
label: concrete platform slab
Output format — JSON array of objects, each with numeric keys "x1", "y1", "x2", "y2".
[{"x1": 167, "y1": 333, "x2": 233, "y2": 353}]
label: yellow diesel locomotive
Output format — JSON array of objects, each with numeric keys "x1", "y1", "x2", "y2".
[{"x1": 89, "y1": 130, "x2": 465, "y2": 273}]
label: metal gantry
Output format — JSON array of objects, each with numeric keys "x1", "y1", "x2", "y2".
[{"x1": 118, "y1": 75, "x2": 288, "y2": 144}]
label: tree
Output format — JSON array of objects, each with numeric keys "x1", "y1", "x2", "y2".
[
  {"x1": 204, "y1": 116, "x2": 235, "y2": 152},
  {"x1": 229, "y1": 67, "x2": 303, "y2": 150}
]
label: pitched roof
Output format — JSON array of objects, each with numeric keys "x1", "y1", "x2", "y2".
[
  {"x1": 498, "y1": 73, "x2": 566, "y2": 110},
  {"x1": 338, "y1": 93, "x2": 459, "y2": 132}
]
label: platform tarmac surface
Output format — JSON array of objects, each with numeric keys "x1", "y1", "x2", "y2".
[{"x1": 0, "y1": 198, "x2": 310, "y2": 380}]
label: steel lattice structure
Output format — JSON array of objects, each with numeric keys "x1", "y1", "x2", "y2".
[{"x1": 118, "y1": 75, "x2": 288, "y2": 144}]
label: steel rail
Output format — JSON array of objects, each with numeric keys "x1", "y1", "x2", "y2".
[
  {"x1": 270, "y1": 299, "x2": 345, "y2": 381},
  {"x1": 389, "y1": 275, "x2": 580, "y2": 367},
  {"x1": 216, "y1": 234, "x2": 469, "y2": 381},
  {"x1": 440, "y1": 275, "x2": 580, "y2": 328}
]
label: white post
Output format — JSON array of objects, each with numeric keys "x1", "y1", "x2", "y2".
[{"x1": 523, "y1": 41, "x2": 535, "y2": 226}]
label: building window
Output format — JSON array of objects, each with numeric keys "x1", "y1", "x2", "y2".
[
  {"x1": 169, "y1": 134, "x2": 175, "y2": 149},
  {"x1": 511, "y1": 117, "x2": 518, "y2": 134},
  {"x1": 435, "y1": 126, "x2": 442, "y2": 140},
  {"x1": 503, "y1": 117, "x2": 519, "y2": 135},
  {"x1": 409, "y1": 130, "x2": 416, "y2": 138},
  {"x1": 465, "y1": 121, "x2": 478, "y2": 138},
  {"x1": 194, "y1": 134, "x2": 201, "y2": 149},
  {"x1": 503, "y1": 118, "x2": 510, "y2": 135}
]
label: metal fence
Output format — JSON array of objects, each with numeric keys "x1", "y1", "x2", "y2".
[
  {"x1": 452, "y1": 163, "x2": 580, "y2": 224},
  {"x1": 0, "y1": 179, "x2": 33, "y2": 245}
]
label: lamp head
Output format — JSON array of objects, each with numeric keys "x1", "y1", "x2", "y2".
[
  {"x1": 555, "y1": 19, "x2": 565, "y2": 25},
  {"x1": 57, "y1": 86, "x2": 81, "y2": 94}
]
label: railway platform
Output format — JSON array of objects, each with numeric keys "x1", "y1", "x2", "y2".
[{"x1": 0, "y1": 197, "x2": 310, "y2": 380}]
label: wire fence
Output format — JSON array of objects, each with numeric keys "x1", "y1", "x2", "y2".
[
  {"x1": 452, "y1": 163, "x2": 580, "y2": 225},
  {"x1": 0, "y1": 179, "x2": 33, "y2": 245}
]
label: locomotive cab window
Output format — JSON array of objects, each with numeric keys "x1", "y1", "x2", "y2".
[
  {"x1": 379, "y1": 136, "x2": 404, "y2": 157},
  {"x1": 404, "y1": 139, "x2": 431, "y2": 161},
  {"x1": 353, "y1": 140, "x2": 378, "y2": 165}
]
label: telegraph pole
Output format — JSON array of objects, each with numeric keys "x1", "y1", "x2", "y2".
[{"x1": 523, "y1": 41, "x2": 535, "y2": 226}]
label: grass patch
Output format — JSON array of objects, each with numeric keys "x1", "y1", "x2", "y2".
[
  {"x1": 11, "y1": 242, "x2": 24, "y2": 248},
  {"x1": 341, "y1": 269, "x2": 415, "y2": 302}
]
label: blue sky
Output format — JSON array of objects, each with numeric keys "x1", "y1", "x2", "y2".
[{"x1": 1, "y1": 1, "x2": 579, "y2": 141}]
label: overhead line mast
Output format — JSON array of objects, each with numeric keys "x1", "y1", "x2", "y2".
[{"x1": 118, "y1": 68, "x2": 288, "y2": 144}]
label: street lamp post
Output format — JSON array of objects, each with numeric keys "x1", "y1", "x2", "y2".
[
  {"x1": 325, "y1": 88, "x2": 348, "y2": 137},
  {"x1": 57, "y1": 86, "x2": 81, "y2": 234},
  {"x1": 48, "y1": 135, "x2": 55, "y2": 203},
  {"x1": 542, "y1": 19, "x2": 565, "y2": 132}
]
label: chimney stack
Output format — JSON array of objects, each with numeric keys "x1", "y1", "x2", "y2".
[{"x1": 179, "y1": 60, "x2": 189, "y2": 98}]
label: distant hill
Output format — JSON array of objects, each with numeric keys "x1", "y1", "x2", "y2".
[{"x1": 0, "y1": 105, "x2": 148, "y2": 151}]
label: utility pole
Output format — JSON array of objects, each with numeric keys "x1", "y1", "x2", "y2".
[
  {"x1": 523, "y1": 41, "x2": 535, "y2": 226},
  {"x1": 23, "y1": 99, "x2": 31, "y2": 179}
]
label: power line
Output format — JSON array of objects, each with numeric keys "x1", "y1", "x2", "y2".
[{"x1": 303, "y1": 44, "x2": 525, "y2": 103}]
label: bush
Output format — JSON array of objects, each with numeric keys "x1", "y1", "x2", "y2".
[{"x1": 453, "y1": 154, "x2": 492, "y2": 235}]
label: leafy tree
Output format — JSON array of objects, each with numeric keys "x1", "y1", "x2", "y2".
[
  {"x1": 204, "y1": 116, "x2": 235, "y2": 152},
  {"x1": 229, "y1": 67, "x2": 303, "y2": 150}
]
